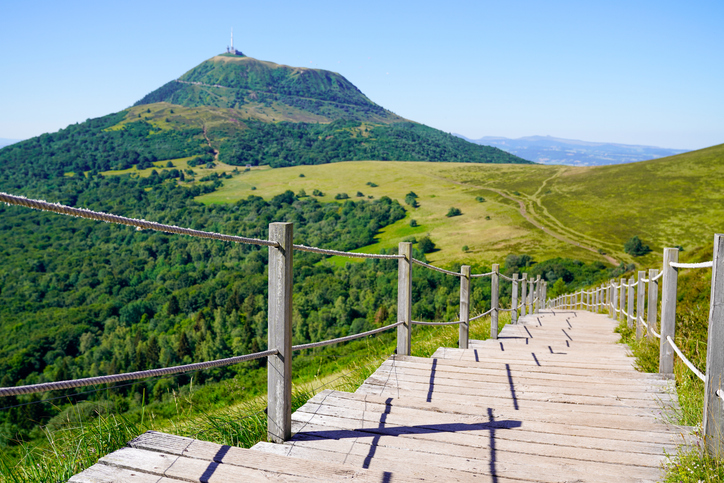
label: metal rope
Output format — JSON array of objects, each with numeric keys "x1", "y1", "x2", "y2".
[
  {"x1": 0, "y1": 349, "x2": 278, "y2": 397},
  {"x1": 666, "y1": 336, "x2": 705, "y2": 382},
  {"x1": 292, "y1": 321, "x2": 403, "y2": 351},
  {"x1": 293, "y1": 244, "x2": 404, "y2": 260},
  {"x1": 411, "y1": 258, "x2": 463, "y2": 277},
  {"x1": 669, "y1": 261, "x2": 714, "y2": 269},
  {"x1": 412, "y1": 320, "x2": 461, "y2": 326},
  {"x1": 0, "y1": 192, "x2": 280, "y2": 248}
]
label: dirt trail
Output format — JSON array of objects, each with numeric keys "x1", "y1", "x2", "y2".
[
  {"x1": 413, "y1": 166, "x2": 619, "y2": 265},
  {"x1": 202, "y1": 125, "x2": 220, "y2": 163}
]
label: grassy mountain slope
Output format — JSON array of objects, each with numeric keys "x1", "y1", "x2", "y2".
[{"x1": 199, "y1": 144, "x2": 724, "y2": 267}]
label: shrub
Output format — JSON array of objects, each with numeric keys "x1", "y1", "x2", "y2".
[
  {"x1": 356, "y1": 191, "x2": 364, "y2": 197},
  {"x1": 418, "y1": 236, "x2": 436, "y2": 253},
  {"x1": 410, "y1": 219, "x2": 418, "y2": 227},
  {"x1": 312, "y1": 189, "x2": 324, "y2": 196},
  {"x1": 624, "y1": 236, "x2": 651, "y2": 256},
  {"x1": 446, "y1": 207, "x2": 462, "y2": 217},
  {"x1": 475, "y1": 196, "x2": 485, "y2": 202},
  {"x1": 366, "y1": 182, "x2": 378, "y2": 187},
  {"x1": 299, "y1": 173, "x2": 305, "y2": 177},
  {"x1": 297, "y1": 189, "x2": 307, "y2": 197},
  {"x1": 405, "y1": 192, "x2": 419, "y2": 207},
  {"x1": 462, "y1": 245, "x2": 469, "y2": 252},
  {"x1": 334, "y1": 193, "x2": 349, "y2": 200}
]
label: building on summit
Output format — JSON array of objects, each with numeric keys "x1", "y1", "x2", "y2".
[{"x1": 226, "y1": 28, "x2": 244, "y2": 56}]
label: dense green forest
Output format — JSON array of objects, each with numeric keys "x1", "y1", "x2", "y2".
[
  {"x1": 0, "y1": 169, "x2": 628, "y2": 447},
  {"x1": 217, "y1": 119, "x2": 527, "y2": 167}
]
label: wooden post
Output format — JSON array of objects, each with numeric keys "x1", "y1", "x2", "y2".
[
  {"x1": 610, "y1": 280, "x2": 616, "y2": 319},
  {"x1": 704, "y1": 234, "x2": 724, "y2": 457},
  {"x1": 267, "y1": 222, "x2": 293, "y2": 443},
  {"x1": 528, "y1": 279, "x2": 534, "y2": 314},
  {"x1": 521, "y1": 273, "x2": 528, "y2": 317},
  {"x1": 647, "y1": 268, "x2": 659, "y2": 340},
  {"x1": 491, "y1": 264, "x2": 500, "y2": 339},
  {"x1": 459, "y1": 265, "x2": 471, "y2": 349},
  {"x1": 542, "y1": 282, "x2": 547, "y2": 309},
  {"x1": 659, "y1": 248, "x2": 679, "y2": 375},
  {"x1": 636, "y1": 271, "x2": 646, "y2": 339},
  {"x1": 619, "y1": 278, "x2": 627, "y2": 323},
  {"x1": 397, "y1": 242, "x2": 413, "y2": 356},
  {"x1": 511, "y1": 273, "x2": 519, "y2": 324},
  {"x1": 627, "y1": 277, "x2": 635, "y2": 329},
  {"x1": 534, "y1": 275, "x2": 541, "y2": 313}
]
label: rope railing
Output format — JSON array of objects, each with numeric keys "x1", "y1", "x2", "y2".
[
  {"x1": 669, "y1": 261, "x2": 714, "y2": 269},
  {"x1": 666, "y1": 336, "x2": 705, "y2": 382},
  {"x1": 293, "y1": 244, "x2": 404, "y2": 259},
  {"x1": 292, "y1": 321, "x2": 403, "y2": 351},
  {"x1": 471, "y1": 271, "x2": 494, "y2": 278},
  {"x1": 470, "y1": 307, "x2": 495, "y2": 321},
  {"x1": 0, "y1": 349, "x2": 279, "y2": 397},
  {"x1": 412, "y1": 320, "x2": 462, "y2": 326},
  {"x1": 0, "y1": 192, "x2": 280, "y2": 248},
  {"x1": 651, "y1": 270, "x2": 664, "y2": 281},
  {"x1": 411, "y1": 258, "x2": 463, "y2": 277}
]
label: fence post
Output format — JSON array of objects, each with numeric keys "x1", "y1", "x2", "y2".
[
  {"x1": 647, "y1": 268, "x2": 659, "y2": 340},
  {"x1": 619, "y1": 278, "x2": 626, "y2": 323},
  {"x1": 267, "y1": 222, "x2": 293, "y2": 443},
  {"x1": 542, "y1": 282, "x2": 547, "y2": 309},
  {"x1": 704, "y1": 234, "x2": 724, "y2": 457},
  {"x1": 627, "y1": 277, "x2": 635, "y2": 329},
  {"x1": 491, "y1": 264, "x2": 500, "y2": 339},
  {"x1": 609, "y1": 280, "x2": 616, "y2": 319},
  {"x1": 459, "y1": 265, "x2": 471, "y2": 349},
  {"x1": 511, "y1": 274, "x2": 519, "y2": 324},
  {"x1": 534, "y1": 275, "x2": 541, "y2": 313},
  {"x1": 659, "y1": 248, "x2": 679, "y2": 375},
  {"x1": 528, "y1": 279, "x2": 534, "y2": 314},
  {"x1": 521, "y1": 273, "x2": 528, "y2": 317},
  {"x1": 397, "y1": 242, "x2": 413, "y2": 356},
  {"x1": 636, "y1": 271, "x2": 646, "y2": 339}
]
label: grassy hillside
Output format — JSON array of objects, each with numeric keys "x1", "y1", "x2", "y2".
[
  {"x1": 135, "y1": 55, "x2": 401, "y2": 124},
  {"x1": 197, "y1": 144, "x2": 724, "y2": 268}
]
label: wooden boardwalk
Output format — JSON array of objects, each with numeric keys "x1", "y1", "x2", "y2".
[{"x1": 71, "y1": 311, "x2": 690, "y2": 482}]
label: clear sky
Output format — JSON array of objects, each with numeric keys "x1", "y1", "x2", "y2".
[{"x1": 1, "y1": 0, "x2": 722, "y2": 150}]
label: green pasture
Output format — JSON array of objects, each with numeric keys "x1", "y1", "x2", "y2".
[{"x1": 197, "y1": 161, "x2": 595, "y2": 267}]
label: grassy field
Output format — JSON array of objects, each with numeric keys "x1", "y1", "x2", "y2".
[
  {"x1": 196, "y1": 161, "x2": 595, "y2": 267},
  {"x1": 192, "y1": 142, "x2": 724, "y2": 268}
]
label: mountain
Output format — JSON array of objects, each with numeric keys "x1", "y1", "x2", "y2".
[
  {"x1": 0, "y1": 53, "x2": 527, "y2": 184},
  {"x1": 455, "y1": 134, "x2": 687, "y2": 166}
]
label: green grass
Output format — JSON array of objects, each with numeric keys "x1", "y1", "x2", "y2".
[
  {"x1": 196, "y1": 161, "x2": 596, "y2": 267},
  {"x1": 0, "y1": 312, "x2": 505, "y2": 483}
]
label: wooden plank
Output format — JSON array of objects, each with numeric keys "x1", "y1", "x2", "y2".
[
  {"x1": 69, "y1": 464, "x2": 186, "y2": 483},
  {"x1": 127, "y1": 431, "x2": 423, "y2": 483}
]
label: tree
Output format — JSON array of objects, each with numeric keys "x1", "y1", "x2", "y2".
[
  {"x1": 549, "y1": 278, "x2": 567, "y2": 298},
  {"x1": 446, "y1": 207, "x2": 462, "y2": 217},
  {"x1": 418, "y1": 236, "x2": 436, "y2": 253},
  {"x1": 624, "y1": 236, "x2": 651, "y2": 256},
  {"x1": 405, "y1": 191, "x2": 419, "y2": 208}
]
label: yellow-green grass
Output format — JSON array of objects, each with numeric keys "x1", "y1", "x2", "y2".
[
  {"x1": 443, "y1": 144, "x2": 724, "y2": 265},
  {"x1": 197, "y1": 161, "x2": 596, "y2": 267},
  {"x1": 99, "y1": 156, "x2": 240, "y2": 179}
]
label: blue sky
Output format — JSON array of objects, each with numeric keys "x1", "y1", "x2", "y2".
[{"x1": 1, "y1": 0, "x2": 722, "y2": 150}]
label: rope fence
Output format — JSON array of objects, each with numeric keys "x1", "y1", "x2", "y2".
[
  {"x1": 292, "y1": 321, "x2": 403, "y2": 351},
  {"x1": 666, "y1": 336, "x2": 705, "y2": 382},
  {"x1": 0, "y1": 349, "x2": 279, "y2": 397},
  {"x1": 0, "y1": 192, "x2": 280, "y2": 248},
  {"x1": 412, "y1": 320, "x2": 462, "y2": 326},
  {"x1": 293, "y1": 244, "x2": 404, "y2": 260},
  {"x1": 411, "y1": 258, "x2": 463, "y2": 277},
  {"x1": 670, "y1": 261, "x2": 714, "y2": 269}
]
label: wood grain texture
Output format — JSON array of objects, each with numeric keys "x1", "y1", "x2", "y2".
[{"x1": 72, "y1": 310, "x2": 689, "y2": 482}]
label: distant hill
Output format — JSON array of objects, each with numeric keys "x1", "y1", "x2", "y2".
[
  {"x1": 0, "y1": 138, "x2": 21, "y2": 149},
  {"x1": 455, "y1": 134, "x2": 687, "y2": 166}
]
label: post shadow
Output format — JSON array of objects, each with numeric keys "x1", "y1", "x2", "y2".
[{"x1": 427, "y1": 359, "x2": 437, "y2": 403}]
